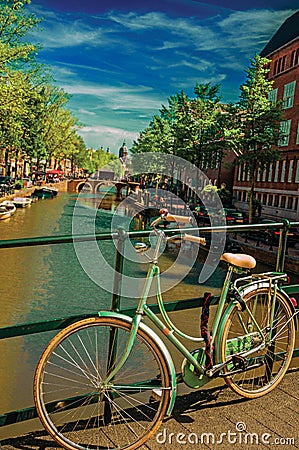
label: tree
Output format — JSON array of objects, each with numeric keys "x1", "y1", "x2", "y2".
[
  {"x1": 0, "y1": 1, "x2": 92, "y2": 178},
  {"x1": 236, "y1": 54, "x2": 282, "y2": 222},
  {"x1": 0, "y1": 0, "x2": 41, "y2": 174},
  {"x1": 131, "y1": 83, "x2": 235, "y2": 201}
]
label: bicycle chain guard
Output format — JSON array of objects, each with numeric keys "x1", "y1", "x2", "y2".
[{"x1": 181, "y1": 348, "x2": 211, "y2": 388}]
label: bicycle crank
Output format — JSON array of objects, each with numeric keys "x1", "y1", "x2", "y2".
[{"x1": 220, "y1": 356, "x2": 265, "y2": 377}]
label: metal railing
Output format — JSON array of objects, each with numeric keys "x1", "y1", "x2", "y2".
[{"x1": 0, "y1": 220, "x2": 299, "y2": 427}]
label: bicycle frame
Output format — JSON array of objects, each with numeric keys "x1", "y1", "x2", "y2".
[
  {"x1": 101, "y1": 230, "x2": 293, "y2": 398},
  {"x1": 102, "y1": 230, "x2": 238, "y2": 385}
]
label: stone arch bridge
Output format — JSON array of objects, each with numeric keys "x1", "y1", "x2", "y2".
[{"x1": 67, "y1": 179, "x2": 140, "y2": 198}]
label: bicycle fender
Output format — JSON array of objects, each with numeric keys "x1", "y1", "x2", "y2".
[
  {"x1": 240, "y1": 282, "x2": 297, "y2": 317},
  {"x1": 98, "y1": 310, "x2": 177, "y2": 416}
]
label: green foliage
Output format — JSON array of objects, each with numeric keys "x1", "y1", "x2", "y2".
[
  {"x1": 131, "y1": 83, "x2": 238, "y2": 186},
  {"x1": 236, "y1": 54, "x2": 283, "y2": 221},
  {"x1": 83, "y1": 148, "x2": 119, "y2": 176},
  {"x1": 0, "y1": 0, "x2": 93, "y2": 177}
]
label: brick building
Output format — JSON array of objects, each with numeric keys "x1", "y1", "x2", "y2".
[{"x1": 233, "y1": 11, "x2": 299, "y2": 221}]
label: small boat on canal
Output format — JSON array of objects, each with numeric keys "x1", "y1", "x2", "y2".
[
  {"x1": 13, "y1": 197, "x2": 32, "y2": 208},
  {"x1": 32, "y1": 187, "x2": 59, "y2": 199},
  {"x1": 0, "y1": 200, "x2": 17, "y2": 219}
]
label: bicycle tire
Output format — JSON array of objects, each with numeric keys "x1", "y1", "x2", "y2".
[
  {"x1": 219, "y1": 288, "x2": 295, "y2": 398},
  {"x1": 34, "y1": 316, "x2": 171, "y2": 450}
]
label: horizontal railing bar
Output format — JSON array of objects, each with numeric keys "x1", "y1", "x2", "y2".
[
  {"x1": 0, "y1": 296, "x2": 220, "y2": 339},
  {"x1": 0, "y1": 232, "x2": 116, "y2": 249},
  {"x1": 0, "y1": 221, "x2": 298, "y2": 249},
  {"x1": 281, "y1": 284, "x2": 299, "y2": 294}
]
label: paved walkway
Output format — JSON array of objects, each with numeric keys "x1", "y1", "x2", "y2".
[{"x1": 1, "y1": 367, "x2": 298, "y2": 450}]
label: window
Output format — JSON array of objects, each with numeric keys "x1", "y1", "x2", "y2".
[
  {"x1": 262, "y1": 194, "x2": 267, "y2": 204},
  {"x1": 257, "y1": 169, "x2": 261, "y2": 182},
  {"x1": 274, "y1": 55, "x2": 287, "y2": 74},
  {"x1": 274, "y1": 195, "x2": 279, "y2": 207},
  {"x1": 280, "y1": 196, "x2": 286, "y2": 208},
  {"x1": 287, "y1": 197, "x2": 293, "y2": 209},
  {"x1": 238, "y1": 165, "x2": 241, "y2": 181},
  {"x1": 279, "y1": 120, "x2": 291, "y2": 146},
  {"x1": 262, "y1": 169, "x2": 267, "y2": 182},
  {"x1": 291, "y1": 48, "x2": 299, "y2": 67},
  {"x1": 296, "y1": 122, "x2": 299, "y2": 145},
  {"x1": 268, "y1": 163, "x2": 273, "y2": 182},
  {"x1": 288, "y1": 160, "x2": 294, "y2": 183},
  {"x1": 268, "y1": 88, "x2": 278, "y2": 103},
  {"x1": 268, "y1": 194, "x2": 273, "y2": 206},
  {"x1": 280, "y1": 160, "x2": 286, "y2": 182},
  {"x1": 283, "y1": 81, "x2": 296, "y2": 109},
  {"x1": 274, "y1": 161, "x2": 280, "y2": 182},
  {"x1": 242, "y1": 164, "x2": 245, "y2": 181},
  {"x1": 295, "y1": 161, "x2": 299, "y2": 183}
]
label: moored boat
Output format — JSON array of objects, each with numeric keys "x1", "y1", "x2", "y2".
[
  {"x1": 32, "y1": 187, "x2": 58, "y2": 199},
  {"x1": 0, "y1": 200, "x2": 17, "y2": 219},
  {"x1": 13, "y1": 197, "x2": 32, "y2": 208}
]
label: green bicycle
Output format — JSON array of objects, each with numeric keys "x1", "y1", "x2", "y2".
[{"x1": 34, "y1": 210, "x2": 296, "y2": 450}]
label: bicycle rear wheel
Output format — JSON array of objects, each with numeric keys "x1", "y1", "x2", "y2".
[
  {"x1": 34, "y1": 316, "x2": 171, "y2": 450},
  {"x1": 219, "y1": 288, "x2": 295, "y2": 398}
]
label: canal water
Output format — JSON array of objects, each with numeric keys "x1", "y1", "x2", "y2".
[{"x1": 0, "y1": 191, "x2": 293, "y2": 439}]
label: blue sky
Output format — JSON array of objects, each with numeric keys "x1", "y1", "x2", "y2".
[{"x1": 29, "y1": 1, "x2": 299, "y2": 154}]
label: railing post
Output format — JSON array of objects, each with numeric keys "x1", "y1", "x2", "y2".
[
  {"x1": 276, "y1": 219, "x2": 290, "y2": 273},
  {"x1": 111, "y1": 228, "x2": 127, "y2": 311},
  {"x1": 104, "y1": 228, "x2": 127, "y2": 423}
]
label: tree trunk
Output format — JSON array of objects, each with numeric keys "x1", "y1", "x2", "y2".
[{"x1": 248, "y1": 177, "x2": 255, "y2": 224}]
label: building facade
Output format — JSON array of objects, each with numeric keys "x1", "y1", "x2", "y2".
[{"x1": 233, "y1": 11, "x2": 299, "y2": 221}]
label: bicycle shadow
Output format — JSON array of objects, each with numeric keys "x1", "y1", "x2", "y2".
[
  {"x1": 164, "y1": 384, "x2": 249, "y2": 425},
  {"x1": 0, "y1": 429, "x2": 59, "y2": 449},
  {"x1": 0, "y1": 387, "x2": 247, "y2": 450},
  {"x1": 2, "y1": 368, "x2": 298, "y2": 449}
]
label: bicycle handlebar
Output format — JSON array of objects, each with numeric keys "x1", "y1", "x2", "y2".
[
  {"x1": 183, "y1": 233, "x2": 206, "y2": 246},
  {"x1": 150, "y1": 208, "x2": 193, "y2": 227},
  {"x1": 163, "y1": 213, "x2": 193, "y2": 223}
]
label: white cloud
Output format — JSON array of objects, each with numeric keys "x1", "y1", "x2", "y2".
[
  {"x1": 218, "y1": 9, "x2": 297, "y2": 52},
  {"x1": 35, "y1": 20, "x2": 103, "y2": 49},
  {"x1": 61, "y1": 83, "x2": 163, "y2": 112},
  {"x1": 78, "y1": 109, "x2": 97, "y2": 116},
  {"x1": 78, "y1": 125, "x2": 139, "y2": 152}
]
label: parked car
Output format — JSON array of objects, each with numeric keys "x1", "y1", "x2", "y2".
[
  {"x1": 194, "y1": 205, "x2": 209, "y2": 223},
  {"x1": 247, "y1": 219, "x2": 299, "y2": 247},
  {"x1": 194, "y1": 205, "x2": 223, "y2": 225},
  {"x1": 268, "y1": 225, "x2": 299, "y2": 247},
  {"x1": 223, "y1": 208, "x2": 248, "y2": 225}
]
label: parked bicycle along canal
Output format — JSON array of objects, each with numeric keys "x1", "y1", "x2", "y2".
[{"x1": 0, "y1": 190, "x2": 298, "y2": 439}]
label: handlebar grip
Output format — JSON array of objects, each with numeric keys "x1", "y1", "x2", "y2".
[
  {"x1": 164, "y1": 214, "x2": 192, "y2": 224},
  {"x1": 183, "y1": 234, "x2": 206, "y2": 245}
]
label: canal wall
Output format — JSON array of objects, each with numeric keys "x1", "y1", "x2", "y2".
[{"x1": 1, "y1": 180, "x2": 68, "y2": 201}]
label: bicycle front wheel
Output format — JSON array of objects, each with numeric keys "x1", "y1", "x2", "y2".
[
  {"x1": 219, "y1": 288, "x2": 295, "y2": 398},
  {"x1": 34, "y1": 316, "x2": 171, "y2": 450}
]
